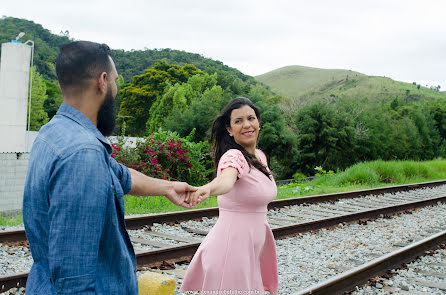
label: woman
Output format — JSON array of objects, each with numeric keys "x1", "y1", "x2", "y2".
[{"x1": 180, "y1": 97, "x2": 278, "y2": 295}]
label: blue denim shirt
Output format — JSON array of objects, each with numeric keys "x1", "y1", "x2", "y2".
[{"x1": 23, "y1": 103, "x2": 138, "y2": 294}]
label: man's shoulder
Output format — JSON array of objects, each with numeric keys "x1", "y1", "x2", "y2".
[{"x1": 36, "y1": 115, "x2": 104, "y2": 158}]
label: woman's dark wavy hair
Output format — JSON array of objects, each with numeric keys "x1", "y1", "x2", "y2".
[{"x1": 211, "y1": 97, "x2": 272, "y2": 179}]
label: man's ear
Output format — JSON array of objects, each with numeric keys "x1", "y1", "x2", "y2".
[{"x1": 97, "y1": 72, "x2": 107, "y2": 94}]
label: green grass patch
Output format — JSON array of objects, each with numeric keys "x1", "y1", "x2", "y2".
[
  {"x1": 2, "y1": 159, "x2": 445, "y2": 227},
  {"x1": 0, "y1": 214, "x2": 23, "y2": 227},
  {"x1": 124, "y1": 195, "x2": 218, "y2": 215},
  {"x1": 278, "y1": 159, "x2": 446, "y2": 199}
]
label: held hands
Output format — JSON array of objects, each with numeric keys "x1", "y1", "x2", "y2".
[
  {"x1": 164, "y1": 168, "x2": 236, "y2": 208},
  {"x1": 165, "y1": 182, "x2": 198, "y2": 209},
  {"x1": 179, "y1": 168, "x2": 237, "y2": 207},
  {"x1": 165, "y1": 182, "x2": 211, "y2": 209}
]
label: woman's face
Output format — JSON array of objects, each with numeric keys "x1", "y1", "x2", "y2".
[{"x1": 226, "y1": 105, "x2": 260, "y2": 153}]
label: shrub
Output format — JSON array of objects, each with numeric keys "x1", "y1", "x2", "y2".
[{"x1": 112, "y1": 129, "x2": 212, "y2": 186}]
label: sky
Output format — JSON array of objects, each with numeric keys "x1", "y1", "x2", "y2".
[{"x1": 2, "y1": 0, "x2": 445, "y2": 90}]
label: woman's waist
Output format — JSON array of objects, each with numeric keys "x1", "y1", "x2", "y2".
[{"x1": 218, "y1": 207, "x2": 268, "y2": 214}]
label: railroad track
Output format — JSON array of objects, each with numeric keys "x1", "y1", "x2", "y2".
[
  {"x1": 1, "y1": 180, "x2": 446, "y2": 293},
  {"x1": 297, "y1": 230, "x2": 446, "y2": 294}
]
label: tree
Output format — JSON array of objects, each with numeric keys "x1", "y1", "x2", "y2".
[
  {"x1": 118, "y1": 60, "x2": 202, "y2": 136},
  {"x1": 28, "y1": 67, "x2": 49, "y2": 130},
  {"x1": 43, "y1": 79, "x2": 62, "y2": 119},
  {"x1": 146, "y1": 73, "x2": 219, "y2": 134},
  {"x1": 163, "y1": 85, "x2": 225, "y2": 141},
  {"x1": 257, "y1": 103, "x2": 297, "y2": 178},
  {"x1": 294, "y1": 102, "x2": 356, "y2": 174}
]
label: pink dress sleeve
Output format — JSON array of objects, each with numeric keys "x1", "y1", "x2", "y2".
[{"x1": 218, "y1": 149, "x2": 248, "y2": 178}]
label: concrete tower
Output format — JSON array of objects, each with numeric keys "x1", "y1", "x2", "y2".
[{"x1": 0, "y1": 41, "x2": 32, "y2": 152}]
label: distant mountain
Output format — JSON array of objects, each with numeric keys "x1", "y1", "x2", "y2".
[
  {"x1": 256, "y1": 65, "x2": 446, "y2": 103},
  {"x1": 255, "y1": 65, "x2": 365, "y2": 98},
  {"x1": 0, "y1": 16, "x2": 255, "y2": 83}
]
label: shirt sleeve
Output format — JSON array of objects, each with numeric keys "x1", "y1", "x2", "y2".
[
  {"x1": 218, "y1": 149, "x2": 249, "y2": 179},
  {"x1": 109, "y1": 157, "x2": 132, "y2": 195},
  {"x1": 48, "y1": 147, "x2": 109, "y2": 294}
]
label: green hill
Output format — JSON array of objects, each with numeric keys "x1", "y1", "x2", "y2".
[
  {"x1": 256, "y1": 65, "x2": 446, "y2": 106},
  {"x1": 297, "y1": 75, "x2": 446, "y2": 103},
  {"x1": 0, "y1": 16, "x2": 255, "y2": 83},
  {"x1": 255, "y1": 65, "x2": 365, "y2": 98}
]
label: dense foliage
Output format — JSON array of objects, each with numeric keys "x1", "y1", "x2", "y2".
[
  {"x1": 27, "y1": 67, "x2": 49, "y2": 130},
  {"x1": 112, "y1": 48, "x2": 256, "y2": 83},
  {"x1": 118, "y1": 60, "x2": 203, "y2": 135},
  {"x1": 291, "y1": 97, "x2": 446, "y2": 175}
]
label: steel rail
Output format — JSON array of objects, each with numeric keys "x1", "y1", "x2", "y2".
[
  {"x1": 296, "y1": 229, "x2": 446, "y2": 295},
  {"x1": 0, "y1": 272, "x2": 27, "y2": 293},
  {"x1": 2, "y1": 179, "x2": 445, "y2": 243}
]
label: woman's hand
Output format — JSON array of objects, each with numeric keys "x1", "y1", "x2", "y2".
[
  {"x1": 189, "y1": 168, "x2": 238, "y2": 205},
  {"x1": 191, "y1": 185, "x2": 211, "y2": 204}
]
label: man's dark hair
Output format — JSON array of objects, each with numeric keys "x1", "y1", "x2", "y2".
[{"x1": 56, "y1": 41, "x2": 112, "y2": 92}]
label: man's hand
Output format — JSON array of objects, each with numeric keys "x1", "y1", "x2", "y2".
[
  {"x1": 165, "y1": 182, "x2": 198, "y2": 208},
  {"x1": 127, "y1": 168, "x2": 201, "y2": 208}
]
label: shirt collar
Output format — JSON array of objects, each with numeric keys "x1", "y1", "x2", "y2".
[{"x1": 56, "y1": 103, "x2": 112, "y2": 154}]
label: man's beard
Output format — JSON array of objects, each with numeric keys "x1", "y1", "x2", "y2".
[{"x1": 97, "y1": 88, "x2": 116, "y2": 137}]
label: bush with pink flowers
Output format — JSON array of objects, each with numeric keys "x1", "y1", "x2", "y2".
[{"x1": 111, "y1": 130, "x2": 212, "y2": 186}]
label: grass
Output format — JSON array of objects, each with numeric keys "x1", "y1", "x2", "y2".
[
  {"x1": 255, "y1": 65, "x2": 364, "y2": 98},
  {"x1": 277, "y1": 159, "x2": 446, "y2": 198},
  {"x1": 255, "y1": 65, "x2": 446, "y2": 104},
  {"x1": 299, "y1": 75, "x2": 446, "y2": 104},
  {"x1": 124, "y1": 194, "x2": 218, "y2": 215},
  {"x1": 0, "y1": 214, "x2": 23, "y2": 227},
  {"x1": 2, "y1": 159, "x2": 446, "y2": 227}
]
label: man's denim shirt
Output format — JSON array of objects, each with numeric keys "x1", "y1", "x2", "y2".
[{"x1": 23, "y1": 103, "x2": 138, "y2": 294}]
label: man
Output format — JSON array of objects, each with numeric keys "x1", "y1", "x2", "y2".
[{"x1": 23, "y1": 41, "x2": 198, "y2": 294}]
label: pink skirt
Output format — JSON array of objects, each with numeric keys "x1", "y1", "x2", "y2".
[{"x1": 180, "y1": 209, "x2": 278, "y2": 295}]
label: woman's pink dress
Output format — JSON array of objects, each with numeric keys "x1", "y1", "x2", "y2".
[{"x1": 180, "y1": 149, "x2": 278, "y2": 295}]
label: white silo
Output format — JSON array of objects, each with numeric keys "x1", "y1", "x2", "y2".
[{"x1": 0, "y1": 41, "x2": 32, "y2": 152}]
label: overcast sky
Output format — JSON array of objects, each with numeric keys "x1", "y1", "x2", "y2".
[{"x1": 2, "y1": 0, "x2": 445, "y2": 90}]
